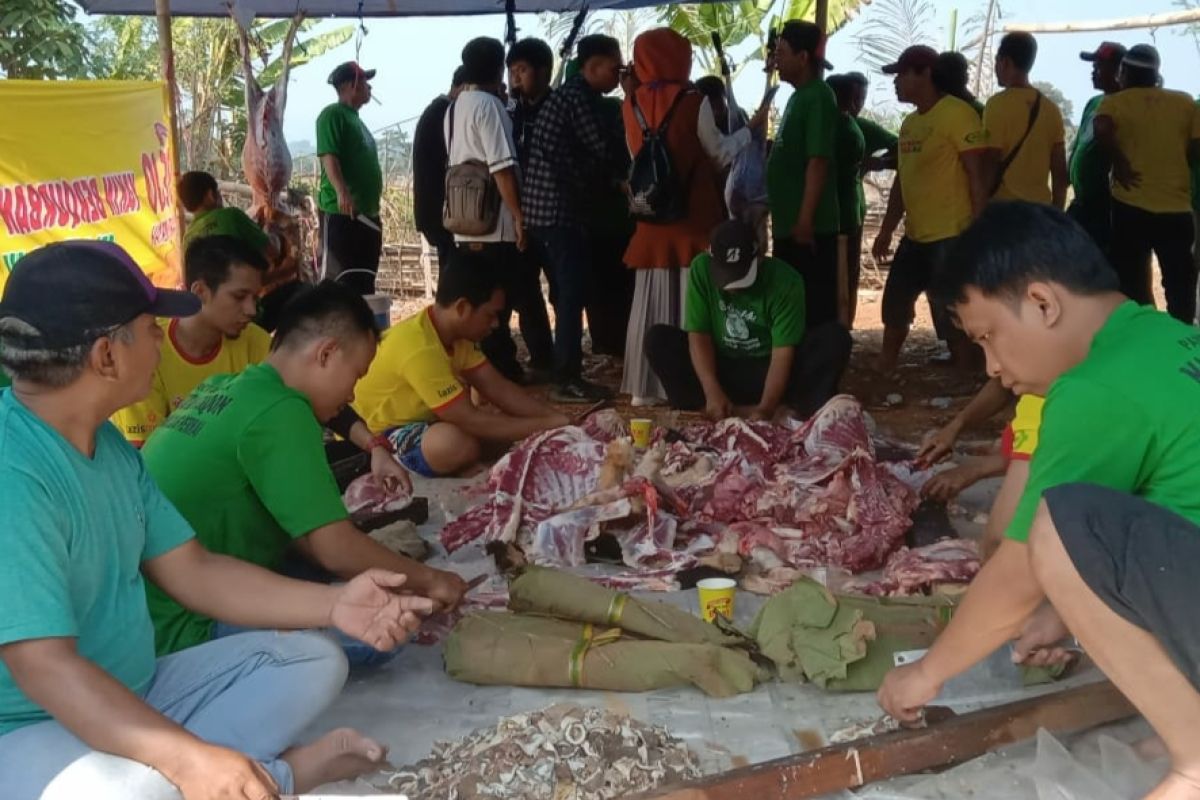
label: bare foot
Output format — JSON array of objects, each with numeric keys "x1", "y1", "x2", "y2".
[
  {"x1": 283, "y1": 727, "x2": 389, "y2": 793},
  {"x1": 1135, "y1": 734, "x2": 1169, "y2": 761},
  {"x1": 1144, "y1": 771, "x2": 1200, "y2": 800}
]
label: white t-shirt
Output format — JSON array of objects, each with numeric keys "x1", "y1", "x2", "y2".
[{"x1": 443, "y1": 88, "x2": 520, "y2": 244}]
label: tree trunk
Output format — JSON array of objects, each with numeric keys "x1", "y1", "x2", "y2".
[{"x1": 972, "y1": 0, "x2": 998, "y2": 96}]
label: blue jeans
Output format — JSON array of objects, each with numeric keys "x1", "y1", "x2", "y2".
[
  {"x1": 0, "y1": 631, "x2": 347, "y2": 800},
  {"x1": 532, "y1": 225, "x2": 589, "y2": 380},
  {"x1": 213, "y1": 557, "x2": 404, "y2": 668}
]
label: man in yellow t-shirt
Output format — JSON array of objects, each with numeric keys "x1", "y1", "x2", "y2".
[
  {"x1": 983, "y1": 33, "x2": 1068, "y2": 208},
  {"x1": 112, "y1": 236, "x2": 271, "y2": 446},
  {"x1": 1095, "y1": 44, "x2": 1200, "y2": 323},
  {"x1": 872, "y1": 45, "x2": 990, "y2": 374},
  {"x1": 353, "y1": 249, "x2": 569, "y2": 477}
]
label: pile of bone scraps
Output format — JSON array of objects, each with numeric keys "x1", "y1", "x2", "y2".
[
  {"x1": 377, "y1": 704, "x2": 700, "y2": 800},
  {"x1": 440, "y1": 395, "x2": 978, "y2": 597}
]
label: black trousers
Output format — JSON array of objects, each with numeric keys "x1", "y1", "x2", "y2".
[
  {"x1": 644, "y1": 322, "x2": 852, "y2": 418},
  {"x1": 774, "y1": 234, "x2": 839, "y2": 328},
  {"x1": 320, "y1": 211, "x2": 382, "y2": 295},
  {"x1": 585, "y1": 230, "x2": 635, "y2": 356},
  {"x1": 454, "y1": 241, "x2": 553, "y2": 379},
  {"x1": 1110, "y1": 200, "x2": 1196, "y2": 323}
]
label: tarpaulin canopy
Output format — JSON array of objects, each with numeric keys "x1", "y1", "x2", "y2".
[{"x1": 76, "y1": 0, "x2": 732, "y2": 17}]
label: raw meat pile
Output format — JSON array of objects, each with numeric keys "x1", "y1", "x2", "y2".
[
  {"x1": 441, "y1": 396, "x2": 922, "y2": 587},
  {"x1": 378, "y1": 704, "x2": 699, "y2": 799},
  {"x1": 842, "y1": 538, "x2": 981, "y2": 597},
  {"x1": 342, "y1": 473, "x2": 413, "y2": 515}
]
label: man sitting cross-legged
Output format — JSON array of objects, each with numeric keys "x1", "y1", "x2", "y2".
[
  {"x1": 142, "y1": 282, "x2": 467, "y2": 665},
  {"x1": 645, "y1": 219, "x2": 852, "y2": 422},
  {"x1": 0, "y1": 242, "x2": 432, "y2": 800},
  {"x1": 353, "y1": 249, "x2": 570, "y2": 477},
  {"x1": 114, "y1": 234, "x2": 411, "y2": 493},
  {"x1": 877, "y1": 202, "x2": 1200, "y2": 800}
]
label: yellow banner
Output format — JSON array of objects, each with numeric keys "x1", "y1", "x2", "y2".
[{"x1": 0, "y1": 80, "x2": 182, "y2": 295}]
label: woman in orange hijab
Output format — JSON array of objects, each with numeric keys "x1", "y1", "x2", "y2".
[{"x1": 619, "y1": 28, "x2": 728, "y2": 406}]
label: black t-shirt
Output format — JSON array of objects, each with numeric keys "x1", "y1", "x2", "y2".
[{"x1": 413, "y1": 94, "x2": 451, "y2": 239}]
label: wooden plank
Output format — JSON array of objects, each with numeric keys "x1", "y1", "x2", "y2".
[
  {"x1": 1006, "y1": 9, "x2": 1200, "y2": 34},
  {"x1": 637, "y1": 681, "x2": 1136, "y2": 800}
]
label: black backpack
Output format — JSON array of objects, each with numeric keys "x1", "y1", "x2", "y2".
[{"x1": 627, "y1": 90, "x2": 693, "y2": 223}]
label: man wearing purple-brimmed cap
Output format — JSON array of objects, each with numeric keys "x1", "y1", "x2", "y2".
[
  {"x1": 1095, "y1": 43, "x2": 1200, "y2": 323},
  {"x1": 0, "y1": 241, "x2": 431, "y2": 798},
  {"x1": 1068, "y1": 41, "x2": 1127, "y2": 254},
  {"x1": 317, "y1": 60, "x2": 384, "y2": 295},
  {"x1": 872, "y1": 45, "x2": 989, "y2": 374}
]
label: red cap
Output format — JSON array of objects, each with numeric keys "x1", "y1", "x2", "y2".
[
  {"x1": 1079, "y1": 42, "x2": 1127, "y2": 64},
  {"x1": 881, "y1": 45, "x2": 940, "y2": 75}
]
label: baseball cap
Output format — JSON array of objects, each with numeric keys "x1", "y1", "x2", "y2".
[
  {"x1": 0, "y1": 241, "x2": 199, "y2": 349},
  {"x1": 882, "y1": 45, "x2": 939, "y2": 75},
  {"x1": 1080, "y1": 42, "x2": 1126, "y2": 64},
  {"x1": 328, "y1": 61, "x2": 376, "y2": 87},
  {"x1": 779, "y1": 21, "x2": 834, "y2": 71},
  {"x1": 1122, "y1": 44, "x2": 1161, "y2": 71},
  {"x1": 709, "y1": 220, "x2": 760, "y2": 291}
]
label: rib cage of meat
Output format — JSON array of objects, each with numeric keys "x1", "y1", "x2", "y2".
[
  {"x1": 439, "y1": 396, "x2": 921, "y2": 582},
  {"x1": 234, "y1": 13, "x2": 301, "y2": 224}
]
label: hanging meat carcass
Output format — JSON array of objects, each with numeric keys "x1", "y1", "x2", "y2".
[{"x1": 233, "y1": 11, "x2": 302, "y2": 225}]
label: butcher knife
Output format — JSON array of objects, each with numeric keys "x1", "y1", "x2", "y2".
[{"x1": 355, "y1": 214, "x2": 382, "y2": 233}]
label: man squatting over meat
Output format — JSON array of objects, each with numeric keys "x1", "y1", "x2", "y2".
[
  {"x1": 877, "y1": 202, "x2": 1200, "y2": 800},
  {"x1": 645, "y1": 219, "x2": 852, "y2": 421},
  {"x1": 139, "y1": 280, "x2": 467, "y2": 666},
  {"x1": 353, "y1": 248, "x2": 570, "y2": 477},
  {"x1": 0, "y1": 241, "x2": 434, "y2": 800}
]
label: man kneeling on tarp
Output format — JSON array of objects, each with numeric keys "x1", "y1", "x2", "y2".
[
  {"x1": 645, "y1": 219, "x2": 852, "y2": 421},
  {"x1": 877, "y1": 202, "x2": 1200, "y2": 799},
  {"x1": 142, "y1": 281, "x2": 466, "y2": 666},
  {"x1": 0, "y1": 242, "x2": 432, "y2": 800},
  {"x1": 352, "y1": 249, "x2": 570, "y2": 477}
]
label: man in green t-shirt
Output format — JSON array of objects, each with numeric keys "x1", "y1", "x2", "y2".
[
  {"x1": 828, "y1": 72, "x2": 898, "y2": 326},
  {"x1": 142, "y1": 282, "x2": 466, "y2": 663},
  {"x1": 878, "y1": 203, "x2": 1200, "y2": 798},
  {"x1": 645, "y1": 220, "x2": 851, "y2": 421},
  {"x1": 1066, "y1": 42, "x2": 1125, "y2": 254},
  {"x1": 767, "y1": 20, "x2": 841, "y2": 328},
  {"x1": 316, "y1": 61, "x2": 384, "y2": 295},
  {"x1": 178, "y1": 171, "x2": 276, "y2": 258}
]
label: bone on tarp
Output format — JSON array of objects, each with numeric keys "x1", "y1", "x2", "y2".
[{"x1": 631, "y1": 681, "x2": 1138, "y2": 800}]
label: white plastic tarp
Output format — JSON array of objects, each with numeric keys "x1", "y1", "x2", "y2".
[{"x1": 76, "y1": 0, "x2": 731, "y2": 18}]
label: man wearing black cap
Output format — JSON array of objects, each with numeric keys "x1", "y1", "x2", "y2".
[
  {"x1": 768, "y1": 20, "x2": 841, "y2": 329},
  {"x1": 1095, "y1": 44, "x2": 1200, "y2": 322},
  {"x1": 1069, "y1": 42, "x2": 1126, "y2": 254},
  {"x1": 645, "y1": 219, "x2": 851, "y2": 421},
  {"x1": 0, "y1": 242, "x2": 431, "y2": 799},
  {"x1": 873, "y1": 45, "x2": 989, "y2": 373},
  {"x1": 317, "y1": 61, "x2": 384, "y2": 295}
]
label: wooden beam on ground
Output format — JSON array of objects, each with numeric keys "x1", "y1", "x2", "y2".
[
  {"x1": 636, "y1": 681, "x2": 1136, "y2": 800},
  {"x1": 1006, "y1": 9, "x2": 1200, "y2": 34}
]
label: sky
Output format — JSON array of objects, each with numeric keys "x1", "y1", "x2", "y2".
[{"x1": 77, "y1": 0, "x2": 1200, "y2": 144}]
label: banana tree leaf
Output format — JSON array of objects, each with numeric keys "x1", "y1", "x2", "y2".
[
  {"x1": 446, "y1": 612, "x2": 765, "y2": 697},
  {"x1": 508, "y1": 566, "x2": 744, "y2": 647}
]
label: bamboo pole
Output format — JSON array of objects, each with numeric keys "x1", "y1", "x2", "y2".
[
  {"x1": 815, "y1": 0, "x2": 830, "y2": 33},
  {"x1": 154, "y1": 0, "x2": 181, "y2": 176},
  {"x1": 1006, "y1": 9, "x2": 1200, "y2": 34}
]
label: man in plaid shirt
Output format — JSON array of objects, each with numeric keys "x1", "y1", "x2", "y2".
[{"x1": 524, "y1": 34, "x2": 630, "y2": 403}]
